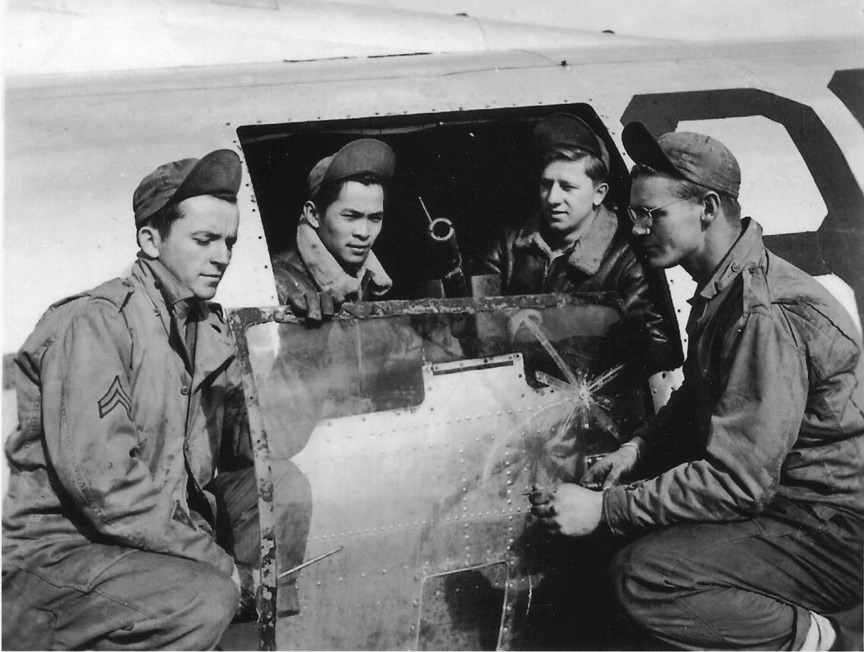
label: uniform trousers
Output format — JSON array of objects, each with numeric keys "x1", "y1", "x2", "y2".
[
  {"x1": 610, "y1": 498, "x2": 863, "y2": 650},
  {"x1": 2, "y1": 547, "x2": 238, "y2": 651},
  {"x1": 2, "y1": 467, "x2": 260, "y2": 651}
]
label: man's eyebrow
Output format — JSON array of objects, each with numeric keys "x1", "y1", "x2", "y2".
[{"x1": 340, "y1": 208, "x2": 384, "y2": 217}]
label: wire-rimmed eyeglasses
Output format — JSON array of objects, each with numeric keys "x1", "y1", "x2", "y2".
[{"x1": 627, "y1": 197, "x2": 690, "y2": 229}]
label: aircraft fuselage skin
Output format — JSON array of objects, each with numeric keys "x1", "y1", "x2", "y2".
[{"x1": 4, "y1": 36, "x2": 863, "y2": 650}]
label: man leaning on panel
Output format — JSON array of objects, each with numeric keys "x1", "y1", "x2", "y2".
[{"x1": 530, "y1": 123, "x2": 864, "y2": 651}]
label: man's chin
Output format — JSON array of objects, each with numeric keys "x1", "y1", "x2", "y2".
[
  {"x1": 645, "y1": 252, "x2": 675, "y2": 270},
  {"x1": 545, "y1": 214, "x2": 586, "y2": 235},
  {"x1": 340, "y1": 250, "x2": 370, "y2": 269},
  {"x1": 192, "y1": 283, "x2": 220, "y2": 301}
]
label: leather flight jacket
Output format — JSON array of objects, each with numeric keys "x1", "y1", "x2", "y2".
[{"x1": 474, "y1": 205, "x2": 683, "y2": 375}]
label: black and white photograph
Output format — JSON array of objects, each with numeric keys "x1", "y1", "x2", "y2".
[{"x1": 3, "y1": 1, "x2": 863, "y2": 650}]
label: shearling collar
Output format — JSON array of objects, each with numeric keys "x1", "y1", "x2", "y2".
[
  {"x1": 513, "y1": 205, "x2": 619, "y2": 276},
  {"x1": 296, "y1": 218, "x2": 392, "y2": 303}
]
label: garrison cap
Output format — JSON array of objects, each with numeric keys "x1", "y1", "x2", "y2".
[
  {"x1": 133, "y1": 149, "x2": 242, "y2": 226},
  {"x1": 533, "y1": 113, "x2": 611, "y2": 172},
  {"x1": 622, "y1": 122, "x2": 741, "y2": 198},
  {"x1": 307, "y1": 139, "x2": 396, "y2": 199}
]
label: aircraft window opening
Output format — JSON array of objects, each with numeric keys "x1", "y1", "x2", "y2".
[{"x1": 237, "y1": 102, "x2": 630, "y2": 301}]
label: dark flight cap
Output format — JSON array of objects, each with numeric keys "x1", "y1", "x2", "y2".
[
  {"x1": 133, "y1": 149, "x2": 242, "y2": 226},
  {"x1": 307, "y1": 139, "x2": 396, "y2": 199},
  {"x1": 622, "y1": 122, "x2": 741, "y2": 198},
  {"x1": 533, "y1": 113, "x2": 611, "y2": 171}
]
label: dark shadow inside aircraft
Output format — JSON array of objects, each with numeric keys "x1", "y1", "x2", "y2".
[{"x1": 237, "y1": 103, "x2": 630, "y2": 300}]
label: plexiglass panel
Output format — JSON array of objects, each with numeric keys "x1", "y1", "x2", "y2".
[{"x1": 230, "y1": 295, "x2": 650, "y2": 650}]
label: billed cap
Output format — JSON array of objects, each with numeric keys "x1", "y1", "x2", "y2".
[
  {"x1": 622, "y1": 122, "x2": 740, "y2": 198},
  {"x1": 307, "y1": 138, "x2": 395, "y2": 199},
  {"x1": 133, "y1": 149, "x2": 242, "y2": 226},
  {"x1": 533, "y1": 113, "x2": 610, "y2": 171}
]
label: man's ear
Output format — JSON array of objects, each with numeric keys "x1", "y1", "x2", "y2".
[
  {"x1": 302, "y1": 201, "x2": 321, "y2": 228},
  {"x1": 700, "y1": 192, "x2": 721, "y2": 226},
  {"x1": 137, "y1": 224, "x2": 161, "y2": 259},
  {"x1": 592, "y1": 181, "x2": 609, "y2": 208}
]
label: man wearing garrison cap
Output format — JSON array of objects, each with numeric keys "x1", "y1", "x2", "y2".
[
  {"x1": 531, "y1": 125, "x2": 864, "y2": 650},
  {"x1": 474, "y1": 113, "x2": 682, "y2": 377},
  {"x1": 273, "y1": 138, "x2": 397, "y2": 318},
  {"x1": 3, "y1": 150, "x2": 259, "y2": 649}
]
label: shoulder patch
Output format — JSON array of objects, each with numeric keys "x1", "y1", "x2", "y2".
[{"x1": 98, "y1": 375, "x2": 132, "y2": 420}]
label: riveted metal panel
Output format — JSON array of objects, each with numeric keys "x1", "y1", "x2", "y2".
[{"x1": 228, "y1": 293, "x2": 649, "y2": 650}]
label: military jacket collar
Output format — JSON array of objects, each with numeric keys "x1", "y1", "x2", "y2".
[
  {"x1": 296, "y1": 219, "x2": 392, "y2": 302},
  {"x1": 690, "y1": 217, "x2": 762, "y2": 306},
  {"x1": 513, "y1": 205, "x2": 619, "y2": 276},
  {"x1": 129, "y1": 259, "x2": 234, "y2": 392}
]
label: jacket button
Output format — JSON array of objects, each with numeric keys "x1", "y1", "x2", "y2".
[
  {"x1": 731, "y1": 262, "x2": 741, "y2": 272},
  {"x1": 181, "y1": 386, "x2": 189, "y2": 395}
]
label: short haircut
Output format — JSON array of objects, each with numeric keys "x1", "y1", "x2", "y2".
[
  {"x1": 631, "y1": 164, "x2": 741, "y2": 220},
  {"x1": 537, "y1": 146, "x2": 608, "y2": 186},
  {"x1": 311, "y1": 172, "x2": 386, "y2": 214},
  {"x1": 142, "y1": 192, "x2": 238, "y2": 238}
]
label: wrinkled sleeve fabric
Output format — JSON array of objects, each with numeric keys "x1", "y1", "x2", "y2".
[
  {"x1": 629, "y1": 379, "x2": 698, "y2": 469},
  {"x1": 272, "y1": 254, "x2": 319, "y2": 308},
  {"x1": 604, "y1": 305, "x2": 808, "y2": 537},
  {"x1": 40, "y1": 300, "x2": 235, "y2": 575}
]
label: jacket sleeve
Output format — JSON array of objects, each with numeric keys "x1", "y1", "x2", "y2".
[
  {"x1": 603, "y1": 306, "x2": 809, "y2": 537},
  {"x1": 468, "y1": 229, "x2": 513, "y2": 293},
  {"x1": 40, "y1": 300, "x2": 235, "y2": 575},
  {"x1": 272, "y1": 254, "x2": 320, "y2": 308},
  {"x1": 614, "y1": 251, "x2": 684, "y2": 374},
  {"x1": 628, "y1": 378, "x2": 699, "y2": 470}
]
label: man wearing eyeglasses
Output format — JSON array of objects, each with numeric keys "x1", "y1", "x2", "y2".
[{"x1": 530, "y1": 124, "x2": 863, "y2": 650}]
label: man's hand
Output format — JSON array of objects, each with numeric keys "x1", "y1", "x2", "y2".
[
  {"x1": 528, "y1": 483, "x2": 604, "y2": 537},
  {"x1": 283, "y1": 279, "x2": 337, "y2": 323},
  {"x1": 582, "y1": 445, "x2": 639, "y2": 489}
]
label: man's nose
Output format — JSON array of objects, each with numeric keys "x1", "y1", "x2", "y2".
[
  {"x1": 546, "y1": 183, "x2": 563, "y2": 205},
  {"x1": 631, "y1": 221, "x2": 650, "y2": 238},
  {"x1": 354, "y1": 219, "x2": 371, "y2": 239},
  {"x1": 212, "y1": 242, "x2": 232, "y2": 267}
]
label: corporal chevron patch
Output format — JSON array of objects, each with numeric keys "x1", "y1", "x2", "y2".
[{"x1": 98, "y1": 375, "x2": 132, "y2": 420}]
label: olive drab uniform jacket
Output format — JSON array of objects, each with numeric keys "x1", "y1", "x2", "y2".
[
  {"x1": 604, "y1": 219, "x2": 864, "y2": 537},
  {"x1": 3, "y1": 259, "x2": 252, "y2": 583}
]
